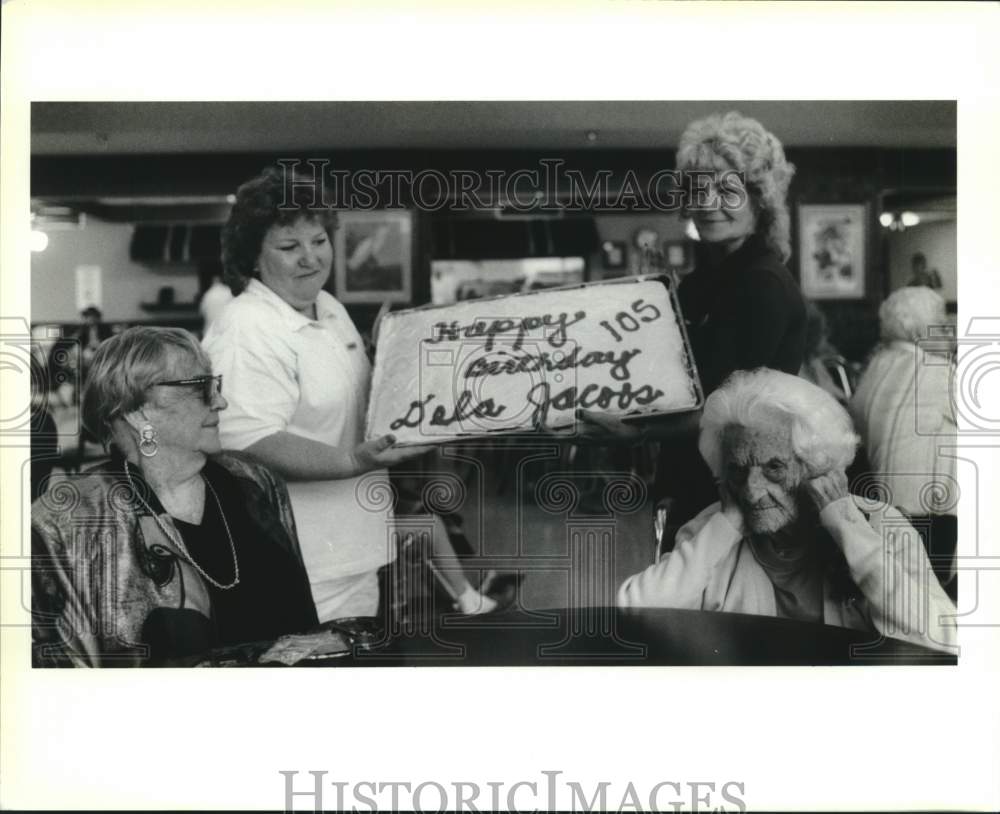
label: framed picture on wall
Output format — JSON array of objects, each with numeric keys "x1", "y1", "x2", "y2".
[
  {"x1": 601, "y1": 239, "x2": 627, "y2": 270},
  {"x1": 334, "y1": 210, "x2": 413, "y2": 304},
  {"x1": 662, "y1": 239, "x2": 693, "y2": 272},
  {"x1": 798, "y1": 204, "x2": 867, "y2": 299}
]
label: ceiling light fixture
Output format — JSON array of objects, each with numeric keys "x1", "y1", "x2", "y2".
[
  {"x1": 879, "y1": 211, "x2": 920, "y2": 232},
  {"x1": 30, "y1": 230, "x2": 49, "y2": 253}
]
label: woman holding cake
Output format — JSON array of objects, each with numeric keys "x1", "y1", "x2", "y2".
[
  {"x1": 582, "y1": 111, "x2": 808, "y2": 531},
  {"x1": 203, "y1": 166, "x2": 501, "y2": 620}
]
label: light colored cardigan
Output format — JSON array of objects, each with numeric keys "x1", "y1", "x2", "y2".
[
  {"x1": 618, "y1": 496, "x2": 957, "y2": 653},
  {"x1": 848, "y1": 341, "x2": 957, "y2": 517}
]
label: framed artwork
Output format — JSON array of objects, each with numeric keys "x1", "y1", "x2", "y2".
[
  {"x1": 334, "y1": 210, "x2": 413, "y2": 304},
  {"x1": 798, "y1": 204, "x2": 867, "y2": 299},
  {"x1": 661, "y1": 239, "x2": 693, "y2": 271},
  {"x1": 601, "y1": 239, "x2": 627, "y2": 270}
]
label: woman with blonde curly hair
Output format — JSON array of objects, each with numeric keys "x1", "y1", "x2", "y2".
[
  {"x1": 675, "y1": 110, "x2": 804, "y2": 392},
  {"x1": 582, "y1": 112, "x2": 808, "y2": 533},
  {"x1": 662, "y1": 112, "x2": 810, "y2": 530}
]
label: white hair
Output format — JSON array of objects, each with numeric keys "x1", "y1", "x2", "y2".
[
  {"x1": 879, "y1": 286, "x2": 947, "y2": 343},
  {"x1": 699, "y1": 368, "x2": 859, "y2": 479}
]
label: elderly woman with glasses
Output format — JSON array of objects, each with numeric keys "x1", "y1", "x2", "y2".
[
  {"x1": 31, "y1": 327, "x2": 318, "y2": 666},
  {"x1": 618, "y1": 368, "x2": 956, "y2": 653}
]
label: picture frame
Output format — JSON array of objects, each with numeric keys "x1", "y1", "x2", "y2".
[
  {"x1": 797, "y1": 203, "x2": 867, "y2": 299},
  {"x1": 334, "y1": 210, "x2": 413, "y2": 304},
  {"x1": 661, "y1": 239, "x2": 693, "y2": 272},
  {"x1": 601, "y1": 239, "x2": 627, "y2": 270}
]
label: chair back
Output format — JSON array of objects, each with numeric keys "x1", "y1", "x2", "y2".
[
  {"x1": 822, "y1": 354, "x2": 855, "y2": 400},
  {"x1": 653, "y1": 497, "x2": 677, "y2": 562}
]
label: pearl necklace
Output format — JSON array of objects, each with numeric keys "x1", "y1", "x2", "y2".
[{"x1": 124, "y1": 460, "x2": 240, "y2": 590}]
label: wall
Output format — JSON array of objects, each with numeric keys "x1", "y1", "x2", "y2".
[
  {"x1": 31, "y1": 216, "x2": 201, "y2": 324},
  {"x1": 589, "y1": 213, "x2": 688, "y2": 279},
  {"x1": 886, "y1": 219, "x2": 957, "y2": 301},
  {"x1": 783, "y1": 148, "x2": 955, "y2": 361},
  {"x1": 32, "y1": 147, "x2": 956, "y2": 354}
]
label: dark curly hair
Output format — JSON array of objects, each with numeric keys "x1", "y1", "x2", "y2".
[{"x1": 221, "y1": 165, "x2": 339, "y2": 295}]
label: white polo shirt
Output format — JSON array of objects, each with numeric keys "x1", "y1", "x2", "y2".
[{"x1": 203, "y1": 279, "x2": 395, "y2": 582}]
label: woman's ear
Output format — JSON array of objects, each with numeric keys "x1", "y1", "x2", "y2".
[{"x1": 120, "y1": 407, "x2": 150, "y2": 436}]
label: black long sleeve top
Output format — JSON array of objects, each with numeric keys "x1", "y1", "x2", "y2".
[
  {"x1": 655, "y1": 234, "x2": 808, "y2": 521},
  {"x1": 679, "y1": 234, "x2": 807, "y2": 395}
]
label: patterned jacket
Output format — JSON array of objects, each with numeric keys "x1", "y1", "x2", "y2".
[{"x1": 32, "y1": 452, "x2": 313, "y2": 667}]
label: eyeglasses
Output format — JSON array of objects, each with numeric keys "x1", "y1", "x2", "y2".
[{"x1": 150, "y1": 374, "x2": 223, "y2": 404}]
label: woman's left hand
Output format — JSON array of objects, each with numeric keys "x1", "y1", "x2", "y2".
[{"x1": 803, "y1": 468, "x2": 849, "y2": 512}]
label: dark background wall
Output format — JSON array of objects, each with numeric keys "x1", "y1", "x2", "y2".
[
  {"x1": 32, "y1": 145, "x2": 956, "y2": 361},
  {"x1": 784, "y1": 147, "x2": 955, "y2": 361}
]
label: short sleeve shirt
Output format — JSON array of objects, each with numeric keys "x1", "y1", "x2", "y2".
[{"x1": 202, "y1": 279, "x2": 395, "y2": 581}]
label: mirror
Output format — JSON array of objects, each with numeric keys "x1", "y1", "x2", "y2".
[{"x1": 878, "y1": 189, "x2": 956, "y2": 306}]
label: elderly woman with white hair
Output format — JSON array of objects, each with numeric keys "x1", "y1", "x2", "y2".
[
  {"x1": 849, "y1": 287, "x2": 957, "y2": 593},
  {"x1": 31, "y1": 327, "x2": 319, "y2": 666},
  {"x1": 618, "y1": 368, "x2": 956, "y2": 652},
  {"x1": 850, "y1": 286, "x2": 955, "y2": 510}
]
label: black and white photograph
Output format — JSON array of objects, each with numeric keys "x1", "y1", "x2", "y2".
[
  {"x1": 24, "y1": 98, "x2": 961, "y2": 668},
  {"x1": 334, "y1": 209, "x2": 413, "y2": 303},
  {"x1": 2, "y1": 3, "x2": 999, "y2": 813}
]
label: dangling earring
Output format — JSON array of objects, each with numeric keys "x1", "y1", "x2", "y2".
[{"x1": 139, "y1": 423, "x2": 158, "y2": 458}]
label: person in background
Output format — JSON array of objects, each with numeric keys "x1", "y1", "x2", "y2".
[
  {"x1": 799, "y1": 300, "x2": 849, "y2": 405},
  {"x1": 198, "y1": 273, "x2": 235, "y2": 334},
  {"x1": 204, "y1": 166, "x2": 500, "y2": 620},
  {"x1": 32, "y1": 327, "x2": 318, "y2": 666},
  {"x1": 848, "y1": 286, "x2": 957, "y2": 595},
  {"x1": 77, "y1": 306, "x2": 112, "y2": 371},
  {"x1": 907, "y1": 251, "x2": 943, "y2": 290},
  {"x1": 618, "y1": 368, "x2": 955, "y2": 654},
  {"x1": 29, "y1": 325, "x2": 59, "y2": 501},
  {"x1": 583, "y1": 111, "x2": 807, "y2": 534},
  {"x1": 45, "y1": 306, "x2": 112, "y2": 409}
]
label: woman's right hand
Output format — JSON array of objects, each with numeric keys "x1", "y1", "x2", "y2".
[{"x1": 352, "y1": 434, "x2": 434, "y2": 471}]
